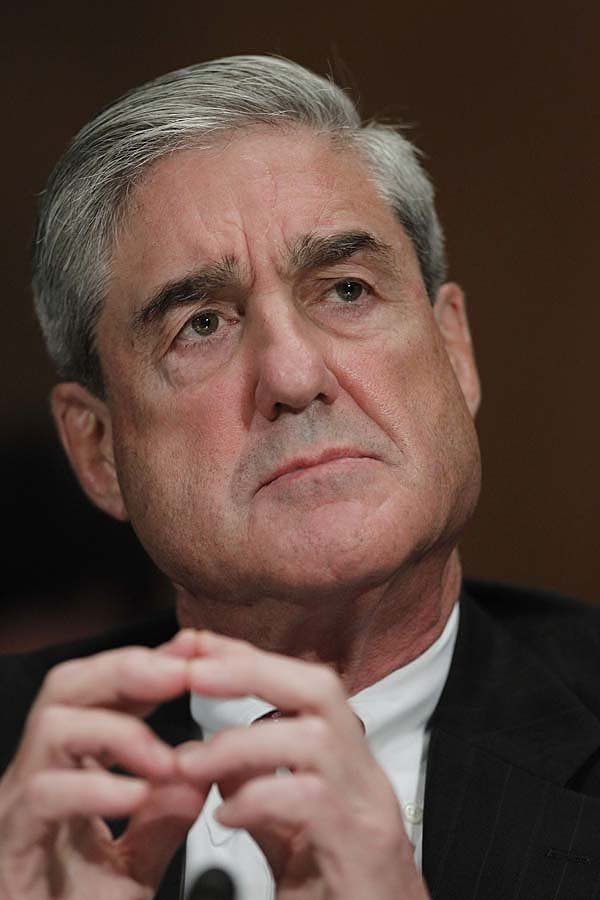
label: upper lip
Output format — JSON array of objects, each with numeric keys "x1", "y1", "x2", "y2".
[{"x1": 260, "y1": 448, "x2": 377, "y2": 489}]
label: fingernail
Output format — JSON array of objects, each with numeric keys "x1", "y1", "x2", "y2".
[
  {"x1": 121, "y1": 778, "x2": 150, "y2": 801},
  {"x1": 213, "y1": 802, "x2": 227, "y2": 824},
  {"x1": 177, "y1": 750, "x2": 202, "y2": 776},
  {"x1": 150, "y1": 742, "x2": 176, "y2": 770}
]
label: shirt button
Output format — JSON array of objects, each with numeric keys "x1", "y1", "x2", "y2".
[{"x1": 404, "y1": 803, "x2": 423, "y2": 824}]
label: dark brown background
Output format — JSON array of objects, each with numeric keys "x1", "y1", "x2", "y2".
[{"x1": 2, "y1": 0, "x2": 599, "y2": 650}]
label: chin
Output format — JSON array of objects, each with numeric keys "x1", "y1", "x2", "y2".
[{"x1": 243, "y1": 500, "x2": 426, "y2": 599}]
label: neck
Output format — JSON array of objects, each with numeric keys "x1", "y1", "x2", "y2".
[{"x1": 175, "y1": 549, "x2": 462, "y2": 694}]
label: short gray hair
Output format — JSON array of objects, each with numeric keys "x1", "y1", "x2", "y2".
[{"x1": 32, "y1": 55, "x2": 447, "y2": 395}]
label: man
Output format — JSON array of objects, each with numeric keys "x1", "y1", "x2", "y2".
[{"x1": 1, "y1": 55, "x2": 599, "y2": 900}]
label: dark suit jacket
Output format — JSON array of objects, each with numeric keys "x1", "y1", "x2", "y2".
[{"x1": 2, "y1": 580, "x2": 600, "y2": 899}]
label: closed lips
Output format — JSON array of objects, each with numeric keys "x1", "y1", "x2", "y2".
[{"x1": 262, "y1": 449, "x2": 377, "y2": 488}]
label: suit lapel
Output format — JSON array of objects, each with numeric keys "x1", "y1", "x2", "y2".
[
  {"x1": 103, "y1": 596, "x2": 600, "y2": 899},
  {"x1": 423, "y1": 592, "x2": 600, "y2": 900}
]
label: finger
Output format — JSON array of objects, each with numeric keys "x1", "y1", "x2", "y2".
[
  {"x1": 188, "y1": 633, "x2": 353, "y2": 731},
  {"x1": 37, "y1": 646, "x2": 188, "y2": 713},
  {"x1": 158, "y1": 629, "x2": 202, "y2": 659},
  {"x1": 177, "y1": 716, "x2": 369, "y2": 791},
  {"x1": 18, "y1": 770, "x2": 149, "y2": 827},
  {"x1": 216, "y1": 775, "x2": 421, "y2": 899},
  {"x1": 18, "y1": 705, "x2": 176, "y2": 780},
  {"x1": 120, "y1": 781, "x2": 208, "y2": 886},
  {"x1": 214, "y1": 774, "x2": 318, "y2": 883},
  {"x1": 215, "y1": 771, "x2": 325, "y2": 832}
]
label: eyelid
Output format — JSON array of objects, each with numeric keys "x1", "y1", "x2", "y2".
[
  {"x1": 324, "y1": 276, "x2": 373, "y2": 295},
  {"x1": 174, "y1": 306, "x2": 240, "y2": 348}
]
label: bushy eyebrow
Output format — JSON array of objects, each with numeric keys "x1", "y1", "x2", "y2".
[
  {"x1": 130, "y1": 230, "x2": 396, "y2": 337},
  {"x1": 288, "y1": 230, "x2": 395, "y2": 273},
  {"x1": 131, "y1": 256, "x2": 242, "y2": 336}
]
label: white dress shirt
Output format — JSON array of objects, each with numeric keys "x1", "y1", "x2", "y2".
[{"x1": 184, "y1": 603, "x2": 459, "y2": 899}]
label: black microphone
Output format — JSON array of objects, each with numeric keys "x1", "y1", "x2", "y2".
[{"x1": 188, "y1": 866, "x2": 236, "y2": 900}]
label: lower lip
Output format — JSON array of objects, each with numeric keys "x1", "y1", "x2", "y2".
[{"x1": 266, "y1": 456, "x2": 376, "y2": 488}]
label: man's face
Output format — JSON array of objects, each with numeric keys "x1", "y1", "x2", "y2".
[{"x1": 97, "y1": 128, "x2": 480, "y2": 602}]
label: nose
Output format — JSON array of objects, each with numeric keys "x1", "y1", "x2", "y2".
[{"x1": 252, "y1": 303, "x2": 340, "y2": 421}]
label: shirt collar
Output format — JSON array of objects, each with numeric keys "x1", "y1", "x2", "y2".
[
  {"x1": 350, "y1": 603, "x2": 459, "y2": 743},
  {"x1": 190, "y1": 603, "x2": 459, "y2": 740}
]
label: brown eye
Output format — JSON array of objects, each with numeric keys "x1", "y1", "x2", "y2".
[
  {"x1": 334, "y1": 280, "x2": 364, "y2": 302},
  {"x1": 190, "y1": 311, "x2": 220, "y2": 336}
]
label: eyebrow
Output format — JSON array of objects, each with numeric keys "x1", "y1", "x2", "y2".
[
  {"x1": 131, "y1": 255, "x2": 243, "y2": 336},
  {"x1": 288, "y1": 230, "x2": 395, "y2": 273},
  {"x1": 131, "y1": 230, "x2": 395, "y2": 337}
]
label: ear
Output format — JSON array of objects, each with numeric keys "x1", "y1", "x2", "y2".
[
  {"x1": 433, "y1": 282, "x2": 481, "y2": 417},
  {"x1": 50, "y1": 382, "x2": 128, "y2": 521}
]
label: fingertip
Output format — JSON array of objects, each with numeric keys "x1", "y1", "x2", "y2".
[
  {"x1": 176, "y1": 747, "x2": 203, "y2": 779},
  {"x1": 124, "y1": 777, "x2": 151, "y2": 804},
  {"x1": 213, "y1": 801, "x2": 233, "y2": 825},
  {"x1": 195, "y1": 629, "x2": 218, "y2": 650},
  {"x1": 160, "y1": 629, "x2": 200, "y2": 659},
  {"x1": 187, "y1": 658, "x2": 223, "y2": 693},
  {"x1": 147, "y1": 742, "x2": 178, "y2": 779},
  {"x1": 175, "y1": 628, "x2": 200, "y2": 647}
]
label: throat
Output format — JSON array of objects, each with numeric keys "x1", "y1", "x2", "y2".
[{"x1": 175, "y1": 551, "x2": 462, "y2": 694}]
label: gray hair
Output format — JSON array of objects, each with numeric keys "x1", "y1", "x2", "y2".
[{"x1": 32, "y1": 55, "x2": 447, "y2": 395}]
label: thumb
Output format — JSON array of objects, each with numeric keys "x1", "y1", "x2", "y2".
[
  {"x1": 118, "y1": 781, "x2": 208, "y2": 887},
  {"x1": 218, "y1": 775, "x2": 304, "y2": 882}
]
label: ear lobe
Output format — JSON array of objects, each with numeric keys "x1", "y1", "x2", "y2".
[
  {"x1": 433, "y1": 282, "x2": 481, "y2": 417},
  {"x1": 51, "y1": 382, "x2": 128, "y2": 522}
]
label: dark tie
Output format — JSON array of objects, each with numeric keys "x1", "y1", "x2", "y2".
[{"x1": 253, "y1": 708, "x2": 365, "y2": 732}]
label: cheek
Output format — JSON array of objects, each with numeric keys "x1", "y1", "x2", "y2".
[
  {"x1": 335, "y1": 323, "x2": 475, "y2": 486},
  {"x1": 110, "y1": 367, "x2": 252, "y2": 526},
  {"x1": 333, "y1": 324, "x2": 440, "y2": 436}
]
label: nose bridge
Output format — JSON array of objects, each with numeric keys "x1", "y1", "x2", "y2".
[{"x1": 251, "y1": 291, "x2": 339, "y2": 419}]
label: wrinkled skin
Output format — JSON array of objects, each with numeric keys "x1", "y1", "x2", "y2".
[{"x1": 1, "y1": 126, "x2": 482, "y2": 898}]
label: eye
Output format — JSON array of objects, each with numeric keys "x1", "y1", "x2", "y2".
[
  {"x1": 188, "y1": 311, "x2": 220, "y2": 336},
  {"x1": 333, "y1": 280, "x2": 367, "y2": 302}
]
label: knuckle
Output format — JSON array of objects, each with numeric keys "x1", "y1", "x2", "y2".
[
  {"x1": 119, "y1": 715, "x2": 154, "y2": 750},
  {"x1": 106, "y1": 647, "x2": 158, "y2": 694},
  {"x1": 365, "y1": 815, "x2": 400, "y2": 852},
  {"x1": 207, "y1": 729, "x2": 242, "y2": 762},
  {"x1": 300, "y1": 773, "x2": 329, "y2": 806},
  {"x1": 114, "y1": 647, "x2": 149, "y2": 680},
  {"x1": 129, "y1": 717, "x2": 154, "y2": 742},
  {"x1": 22, "y1": 771, "x2": 51, "y2": 811},
  {"x1": 42, "y1": 658, "x2": 79, "y2": 697},
  {"x1": 213, "y1": 729, "x2": 234, "y2": 749},
  {"x1": 26, "y1": 703, "x2": 67, "y2": 743},
  {"x1": 301, "y1": 715, "x2": 331, "y2": 749}
]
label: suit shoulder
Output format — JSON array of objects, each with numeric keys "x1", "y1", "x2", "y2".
[
  {"x1": 0, "y1": 608, "x2": 178, "y2": 774},
  {"x1": 464, "y1": 578, "x2": 600, "y2": 624},
  {"x1": 464, "y1": 578, "x2": 600, "y2": 712}
]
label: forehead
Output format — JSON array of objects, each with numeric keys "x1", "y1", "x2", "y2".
[{"x1": 109, "y1": 128, "x2": 416, "y2": 303}]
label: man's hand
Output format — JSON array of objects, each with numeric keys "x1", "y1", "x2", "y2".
[
  {"x1": 177, "y1": 631, "x2": 430, "y2": 900},
  {"x1": 0, "y1": 638, "x2": 206, "y2": 900},
  {"x1": 0, "y1": 629, "x2": 431, "y2": 900}
]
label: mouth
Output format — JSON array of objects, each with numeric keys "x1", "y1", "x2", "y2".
[{"x1": 261, "y1": 448, "x2": 378, "y2": 490}]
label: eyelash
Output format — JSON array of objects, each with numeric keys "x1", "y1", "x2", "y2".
[
  {"x1": 173, "y1": 278, "x2": 374, "y2": 350},
  {"x1": 175, "y1": 311, "x2": 237, "y2": 350},
  {"x1": 324, "y1": 279, "x2": 372, "y2": 306}
]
